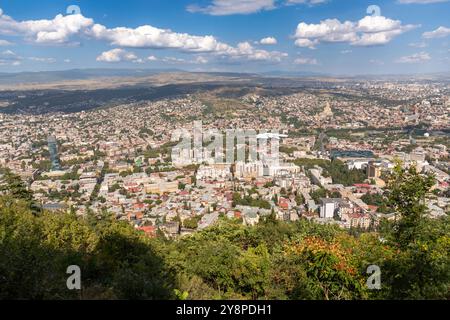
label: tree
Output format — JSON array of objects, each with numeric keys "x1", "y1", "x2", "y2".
[
  {"x1": 234, "y1": 244, "x2": 270, "y2": 299},
  {"x1": 295, "y1": 193, "x2": 305, "y2": 205},
  {"x1": 311, "y1": 188, "x2": 327, "y2": 203},
  {"x1": 380, "y1": 162, "x2": 449, "y2": 299},
  {"x1": 387, "y1": 163, "x2": 435, "y2": 248},
  {"x1": 0, "y1": 195, "x2": 176, "y2": 300},
  {"x1": 183, "y1": 216, "x2": 202, "y2": 229},
  {"x1": 1, "y1": 161, "x2": 448, "y2": 300},
  {"x1": 271, "y1": 235, "x2": 367, "y2": 300},
  {"x1": 0, "y1": 169, "x2": 33, "y2": 203}
]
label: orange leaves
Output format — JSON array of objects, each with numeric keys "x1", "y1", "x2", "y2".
[{"x1": 286, "y1": 236, "x2": 357, "y2": 275}]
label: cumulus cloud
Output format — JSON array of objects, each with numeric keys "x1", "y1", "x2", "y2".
[
  {"x1": 88, "y1": 24, "x2": 228, "y2": 53},
  {"x1": 222, "y1": 41, "x2": 288, "y2": 61},
  {"x1": 260, "y1": 37, "x2": 277, "y2": 45},
  {"x1": 423, "y1": 26, "x2": 450, "y2": 38},
  {"x1": 0, "y1": 9, "x2": 93, "y2": 44},
  {"x1": 395, "y1": 52, "x2": 431, "y2": 63},
  {"x1": 187, "y1": 0, "x2": 276, "y2": 16},
  {"x1": 294, "y1": 15, "x2": 418, "y2": 48},
  {"x1": 294, "y1": 38, "x2": 319, "y2": 49},
  {"x1": 96, "y1": 48, "x2": 140, "y2": 63},
  {"x1": 0, "y1": 8, "x2": 287, "y2": 64}
]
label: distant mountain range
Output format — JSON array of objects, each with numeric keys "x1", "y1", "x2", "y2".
[
  {"x1": 0, "y1": 68, "x2": 185, "y2": 85},
  {"x1": 261, "y1": 70, "x2": 328, "y2": 77},
  {"x1": 0, "y1": 68, "x2": 449, "y2": 85}
]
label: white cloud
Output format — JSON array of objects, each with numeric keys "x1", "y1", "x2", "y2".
[
  {"x1": 96, "y1": 48, "x2": 139, "y2": 63},
  {"x1": 398, "y1": 0, "x2": 449, "y2": 4},
  {"x1": 0, "y1": 7, "x2": 287, "y2": 64},
  {"x1": 187, "y1": 0, "x2": 275, "y2": 16},
  {"x1": 147, "y1": 55, "x2": 158, "y2": 61},
  {"x1": 294, "y1": 38, "x2": 319, "y2": 49},
  {"x1": 223, "y1": 41, "x2": 288, "y2": 61},
  {"x1": 260, "y1": 37, "x2": 277, "y2": 45},
  {"x1": 88, "y1": 24, "x2": 225, "y2": 52},
  {"x1": 395, "y1": 52, "x2": 431, "y2": 63},
  {"x1": 86, "y1": 15, "x2": 287, "y2": 62},
  {"x1": 295, "y1": 19, "x2": 357, "y2": 43},
  {"x1": 64, "y1": 59, "x2": 71, "y2": 63},
  {"x1": 294, "y1": 15, "x2": 417, "y2": 48},
  {"x1": 423, "y1": 26, "x2": 450, "y2": 39},
  {"x1": 341, "y1": 49, "x2": 352, "y2": 54},
  {"x1": 0, "y1": 9, "x2": 93, "y2": 44},
  {"x1": 294, "y1": 57, "x2": 318, "y2": 65}
]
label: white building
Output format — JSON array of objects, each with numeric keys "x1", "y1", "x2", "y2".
[{"x1": 319, "y1": 198, "x2": 341, "y2": 219}]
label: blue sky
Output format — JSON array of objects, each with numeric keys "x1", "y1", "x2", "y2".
[{"x1": 0, "y1": 0, "x2": 449, "y2": 75}]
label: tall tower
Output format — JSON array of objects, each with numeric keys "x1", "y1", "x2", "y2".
[{"x1": 47, "y1": 136, "x2": 61, "y2": 171}]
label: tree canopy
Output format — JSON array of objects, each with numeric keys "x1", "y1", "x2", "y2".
[{"x1": 0, "y1": 164, "x2": 449, "y2": 300}]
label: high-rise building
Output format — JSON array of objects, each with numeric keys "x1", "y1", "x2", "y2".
[{"x1": 47, "y1": 136, "x2": 61, "y2": 171}]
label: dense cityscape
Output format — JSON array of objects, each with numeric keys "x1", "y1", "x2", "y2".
[{"x1": 1, "y1": 78, "x2": 449, "y2": 238}]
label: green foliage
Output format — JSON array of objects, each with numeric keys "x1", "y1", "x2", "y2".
[
  {"x1": 361, "y1": 193, "x2": 390, "y2": 213},
  {"x1": 232, "y1": 192, "x2": 271, "y2": 209},
  {"x1": 183, "y1": 216, "x2": 202, "y2": 229},
  {"x1": 60, "y1": 166, "x2": 81, "y2": 181},
  {"x1": 295, "y1": 158, "x2": 366, "y2": 186},
  {"x1": 377, "y1": 163, "x2": 450, "y2": 299},
  {"x1": 311, "y1": 188, "x2": 327, "y2": 203},
  {"x1": 0, "y1": 163, "x2": 448, "y2": 300},
  {"x1": 279, "y1": 145, "x2": 298, "y2": 155},
  {"x1": 295, "y1": 193, "x2": 305, "y2": 205},
  {"x1": 0, "y1": 169, "x2": 33, "y2": 203},
  {"x1": 387, "y1": 163, "x2": 436, "y2": 247},
  {"x1": 0, "y1": 196, "x2": 175, "y2": 300}
]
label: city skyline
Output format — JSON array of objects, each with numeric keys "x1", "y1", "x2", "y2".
[{"x1": 0, "y1": 0, "x2": 449, "y2": 75}]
